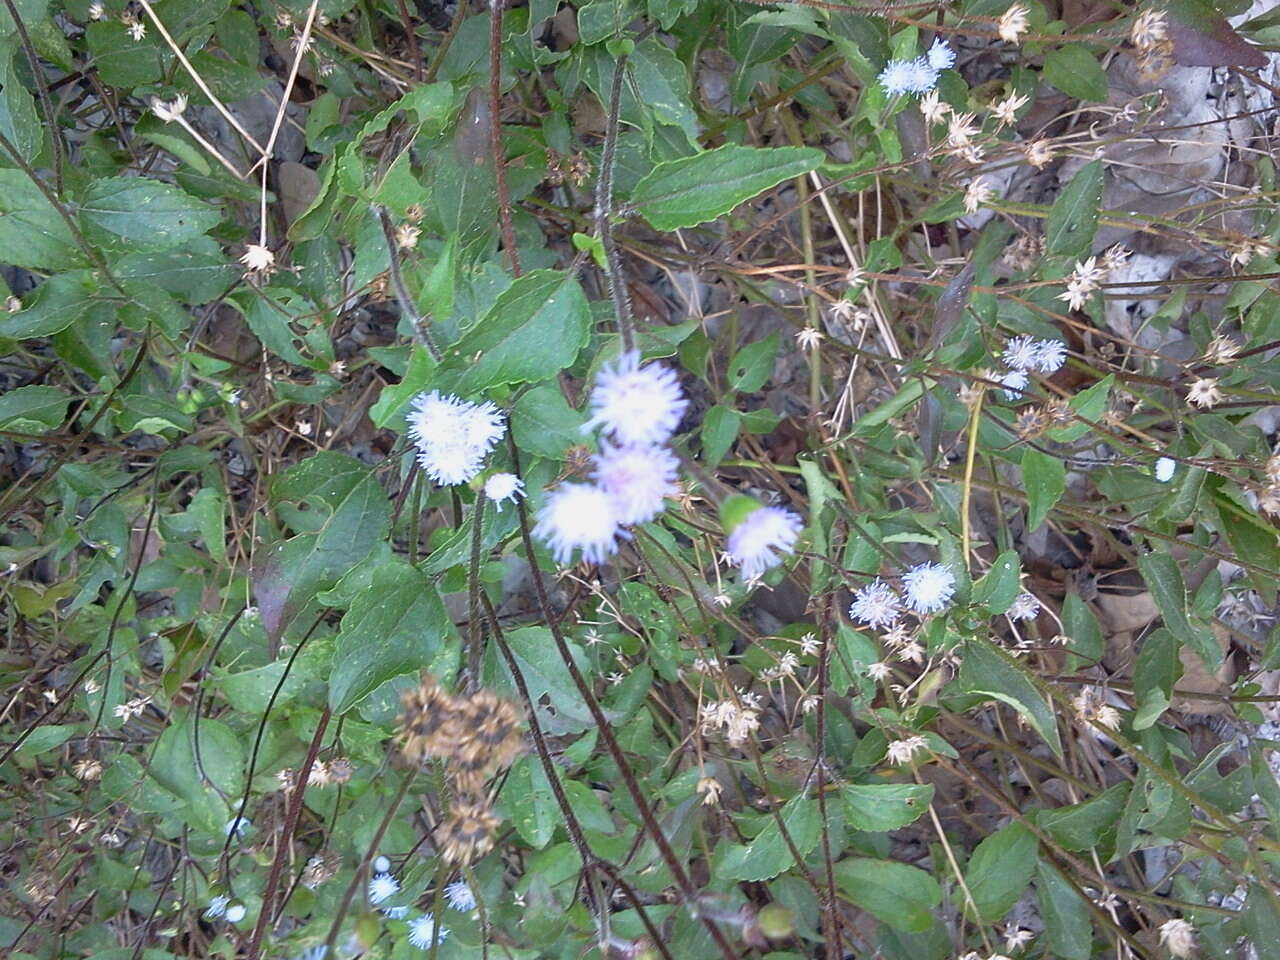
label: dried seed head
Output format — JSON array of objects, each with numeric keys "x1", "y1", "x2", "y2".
[
  {"x1": 398, "y1": 678, "x2": 466, "y2": 762},
  {"x1": 303, "y1": 851, "x2": 341, "y2": 888},
  {"x1": 1015, "y1": 406, "x2": 1049, "y2": 439},
  {"x1": 24, "y1": 870, "x2": 57, "y2": 904},
  {"x1": 328, "y1": 756, "x2": 354, "y2": 784},
  {"x1": 73, "y1": 757, "x2": 103, "y2": 781},
  {"x1": 435, "y1": 799, "x2": 501, "y2": 864}
]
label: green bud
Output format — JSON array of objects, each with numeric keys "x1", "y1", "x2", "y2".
[
  {"x1": 718, "y1": 494, "x2": 762, "y2": 534},
  {"x1": 757, "y1": 903, "x2": 795, "y2": 940}
]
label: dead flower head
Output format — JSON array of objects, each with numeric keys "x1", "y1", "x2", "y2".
[
  {"x1": 1186, "y1": 377, "x2": 1223, "y2": 409},
  {"x1": 435, "y1": 798, "x2": 502, "y2": 864},
  {"x1": 998, "y1": 5, "x2": 1030, "y2": 44}
]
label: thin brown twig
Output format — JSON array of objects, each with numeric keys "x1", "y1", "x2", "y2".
[{"x1": 488, "y1": 0, "x2": 521, "y2": 277}]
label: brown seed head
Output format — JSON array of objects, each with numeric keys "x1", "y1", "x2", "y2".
[{"x1": 435, "y1": 799, "x2": 501, "y2": 864}]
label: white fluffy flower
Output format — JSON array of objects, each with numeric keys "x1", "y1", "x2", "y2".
[
  {"x1": 1033, "y1": 339, "x2": 1067, "y2": 373},
  {"x1": 205, "y1": 895, "x2": 230, "y2": 919},
  {"x1": 1001, "y1": 335, "x2": 1039, "y2": 370},
  {"x1": 1008, "y1": 592, "x2": 1041, "y2": 621},
  {"x1": 368, "y1": 872, "x2": 399, "y2": 905},
  {"x1": 878, "y1": 59, "x2": 917, "y2": 96},
  {"x1": 903, "y1": 57, "x2": 940, "y2": 94},
  {"x1": 373, "y1": 855, "x2": 391, "y2": 874},
  {"x1": 726, "y1": 506, "x2": 803, "y2": 580},
  {"x1": 407, "y1": 391, "x2": 505, "y2": 486},
  {"x1": 1155, "y1": 457, "x2": 1176, "y2": 482},
  {"x1": 999, "y1": 368, "x2": 1030, "y2": 399},
  {"x1": 224, "y1": 902, "x2": 247, "y2": 923},
  {"x1": 534, "y1": 483, "x2": 622, "y2": 564},
  {"x1": 849, "y1": 580, "x2": 902, "y2": 631},
  {"x1": 592, "y1": 443, "x2": 678, "y2": 525},
  {"x1": 583, "y1": 351, "x2": 687, "y2": 447},
  {"x1": 443, "y1": 880, "x2": 477, "y2": 911},
  {"x1": 483, "y1": 472, "x2": 524, "y2": 510},
  {"x1": 927, "y1": 39, "x2": 956, "y2": 70},
  {"x1": 902, "y1": 562, "x2": 956, "y2": 614},
  {"x1": 407, "y1": 913, "x2": 449, "y2": 949}
]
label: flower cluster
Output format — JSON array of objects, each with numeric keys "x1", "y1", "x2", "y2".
[
  {"x1": 397, "y1": 677, "x2": 519, "y2": 869},
  {"x1": 849, "y1": 562, "x2": 957, "y2": 631},
  {"x1": 993, "y1": 334, "x2": 1068, "y2": 400},
  {"x1": 699, "y1": 694, "x2": 761, "y2": 748},
  {"x1": 407, "y1": 391, "x2": 506, "y2": 486},
  {"x1": 397, "y1": 678, "x2": 523, "y2": 795},
  {"x1": 535, "y1": 351, "x2": 686, "y2": 564},
  {"x1": 878, "y1": 40, "x2": 953, "y2": 97}
]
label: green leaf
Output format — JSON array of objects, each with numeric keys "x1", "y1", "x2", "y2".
[
  {"x1": 958, "y1": 639, "x2": 1062, "y2": 756},
  {"x1": 833, "y1": 857, "x2": 941, "y2": 933},
  {"x1": 1023, "y1": 448, "x2": 1065, "y2": 531},
  {"x1": 728, "y1": 330, "x2": 780, "y2": 392},
  {"x1": 964, "y1": 821, "x2": 1038, "y2": 923},
  {"x1": 150, "y1": 712, "x2": 245, "y2": 833},
  {"x1": 1136, "y1": 550, "x2": 1220, "y2": 671},
  {"x1": 439, "y1": 269, "x2": 590, "y2": 394},
  {"x1": 0, "y1": 384, "x2": 69, "y2": 433},
  {"x1": 14, "y1": 722, "x2": 77, "y2": 757},
  {"x1": 1035, "y1": 860, "x2": 1093, "y2": 960},
  {"x1": 1046, "y1": 159, "x2": 1104, "y2": 260},
  {"x1": 0, "y1": 47, "x2": 42, "y2": 163},
  {"x1": 841, "y1": 782, "x2": 933, "y2": 832},
  {"x1": 329, "y1": 561, "x2": 452, "y2": 714},
  {"x1": 971, "y1": 550, "x2": 1022, "y2": 614},
  {"x1": 502, "y1": 755, "x2": 559, "y2": 848},
  {"x1": 512, "y1": 383, "x2": 586, "y2": 460},
  {"x1": 256, "y1": 453, "x2": 391, "y2": 643},
  {"x1": 1039, "y1": 782, "x2": 1129, "y2": 851},
  {"x1": 701, "y1": 404, "x2": 741, "y2": 467},
  {"x1": 1244, "y1": 882, "x2": 1280, "y2": 947},
  {"x1": 114, "y1": 238, "x2": 238, "y2": 304},
  {"x1": 720, "y1": 795, "x2": 820, "y2": 881},
  {"x1": 0, "y1": 169, "x2": 85, "y2": 271},
  {"x1": 483, "y1": 626, "x2": 599, "y2": 735},
  {"x1": 1044, "y1": 44, "x2": 1109, "y2": 102},
  {"x1": 0, "y1": 271, "x2": 96, "y2": 339},
  {"x1": 370, "y1": 345, "x2": 436, "y2": 430},
  {"x1": 79, "y1": 177, "x2": 220, "y2": 252},
  {"x1": 1133, "y1": 628, "x2": 1182, "y2": 729},
  {"x1": 630, "y1": 144, "x2": 824, "y2": 231}
]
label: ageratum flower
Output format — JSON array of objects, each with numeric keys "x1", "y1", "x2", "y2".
[
  {"x1": 368, "y1": 873, "x2": 399, "y2": 905},
  {"x1": 592, "y1": 443, "x2": 679, "y2": 525},
  {"x1": 483, "y1": 472, "x2": 524, "y2": 510},
  {"x1": 725, "y1": 503, "x2": 803, "y2": 580},
  {"x1": 533, "y1": 483, "x2": 622, "y2": 564},
  {"x1": 582, "y1": 350, "x2": 687, "y2": 447},
  {"x1": 443, "y1": 880, "x2": 477, "y2": 912},
  {"x1": 902, "y1": 562, "x2": 956, "y2": 614},
  {"x1": 849, "y1": 580, "x2": 903, "y2": 631},
  {"x1": 927, "y1": 39, "x2": 956, "y2": 70},
  {"x1": 1033, "y1": 339, "x2": 1068, "y2": 373},
  {"x1": 878, "y1": 59, "x2": 919, "y2": 97},
  {"x1": 407, "y1": 913, "x2": 449, "y2": 949},
  {"x1": 407, "y1": 391, "x2": 505, "y2": 486}
]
